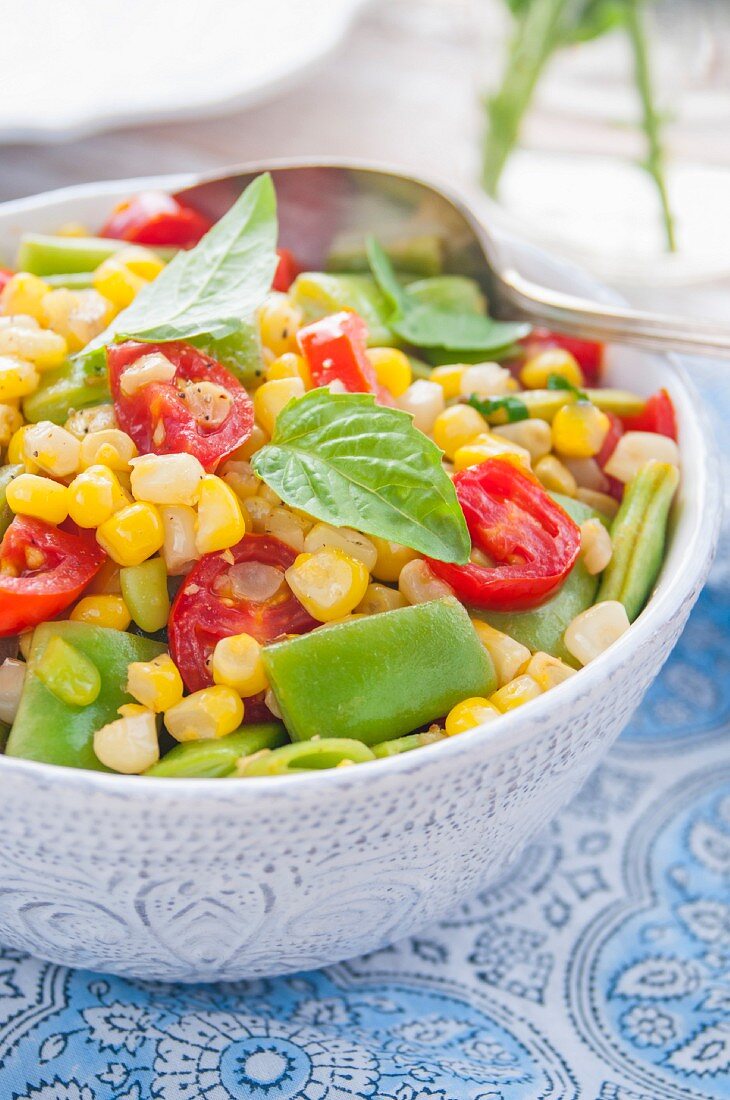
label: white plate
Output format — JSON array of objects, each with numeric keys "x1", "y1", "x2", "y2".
[{"x1": 0, "y1": 0, "x2": 368, "y2": 143}]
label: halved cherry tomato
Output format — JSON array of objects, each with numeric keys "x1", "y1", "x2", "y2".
[
  {"x1": 273, "y1": 248, "x2": 301, "y2": 292},
  {"x1": 99, "y1": 192, "x2": 213, "y2": 249},
  {"x1": 621, "y1": 388, "x2": 677, "y2": 440},
  {"x1": 169, "y1": 533, "x2": 318, "y2": 692},
  {"x1": 108, "y1": 340, "x2": 254, "y2": 472},
  {"x1": 521, "y1": 328, "x2": 603, "y2": 385},
  {"x1": 595, "y1": 412, "x2": 625, "y2": 501},
  {"x1": 0, "y1": 517, "x2": 105, "y2": 636},
  {"x1": 297, "y1": 311, "x2": 394, "y2": 405},
  {"x1": 0, "y1": 269, "x2": 13, "y2": 293},
  {"x1": 428, "y1": 458, "x2": 581, "y2": 611}
]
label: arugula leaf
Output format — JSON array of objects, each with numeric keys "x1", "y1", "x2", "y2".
[
  {"x1": 546, "y1": 373, "x2": 587, "y2": 401},
  {"x1": 251, "y1": 389, "x2": 470, "y2": 564},
  {"x1": 79, "y1": 174, "x2": 278, "y2": 362},
  {"x1": 367, "y1": 237, "x2": 529, "y2": 353},
  {"x1": 466, "y1": 394, "x2": 529, "y2": 423}
]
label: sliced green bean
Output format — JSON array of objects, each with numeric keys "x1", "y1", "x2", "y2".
[
  {"x1": 238, "y1": 738, "x2": 376, "y2": 776},
  {"x1": 17, "y1": 234, "x2": 175, "y2": 276},
  {"x1": 35, "y1": 636, "x2": 100, "y2": 707},
  {"x1": 372, "y1": 730, "x2": 446, "y2": 757},
  {"x1": 145, "y1": 722, "x2": 287, "y2": 778},
  {"x1": 120, "y1": 557, "x2": 170, "y2": 634},
  {"x1": 44, "y1": 272, "x2": 96, "y2": 289}
]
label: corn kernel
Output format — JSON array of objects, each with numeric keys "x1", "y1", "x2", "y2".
[
  {"x1": 79, "y1": 428, "x2": 138, "y2": 471},
  {"x1": 520, "y1": 348, "x2": 584, "y2": 390},
  {"x1": 552, "y1": 402, "x2": 610, "y2": 458},
  {"x1": 490, "y1": 674, "x2": 543, "y2": 712},
  {"x1": 366, "y1": 347, "x2": 412, "y2": 397},
  {"x1": 430, "y1": 364, "x2": 466, "y2": 399},
  {"x1": 470, "y1": 620, "x2": 531, "y2": 687},
  {"x1": 264, "y1": 506, "x2": 310, "y2": 552},
  {"x1": 0, "y1": 403, "x2": 23, "y2": 447},
  {"x1": 370, "y1": 535, "x2": 419, "y2": 583},
  {"x1": 459, "y1": 362, "x2": 513, "y2": 398},
  {"x1": 253, "y1": 377, "x2": 305, "y2": 435},
  {"x1": 94, "y1": 247, "x2": 163, "y2": 309},
  {"x1": 127, "y1": 653, "x2": 184, "y2": 713},
  {"x1": 575, "y1": 487, "x2": 619, "y2": 519},
  {"x1": 230, "y1": 423, "x2": 269, "y2": 461},
  {"x1": 6, "y1": 473, "x2": 68, "y2": 524},
  {"x1": 0, "y1": 325, "x2": 67, "y2": 370},
  {"x1": 41, "y1": 289, "x2": 115, "y2": 353},
  {"x1": 93, "y1": 709, "x2": 159, "y2": 773},
  {"x1": 129, "y1": 452, "x2": 205, "y2": 507},
  {"x1": 0, "y1": 658, "x2": 26, "y2": 724},
  {"x1": 257, "y1": 483, "x2": 281, "y2": 505},
  {"x1": 64, "y1": 403, "x2": 117, "y2": 439},
  {"x1": 562, "y1": 457, "x2": 608, "y2": 492},
  {"x1": 7, "y1": 425, "x2": 35, "y2": 468},
  {"x1": 219, "y1": 458, "x2": 260, "y2": 502},
  {"x1": 445, "y1": 696, "x2": 500, "y2": 735},
  {"x1": 212, "y1": 633, "x2": 268, "y2": 697},
  {"x1": 164, "y1": 685, "x2": 244, "y2": 742},
  {"x1": 454, "y1": 431, "x2": 531, "y2": 472},
  {"x1": 0, "y1": 355, "x2": 40, "y2": 401},
  {"x1": 603, "y1": 433, "x2": 680, "y2": 484},
  {"x1": 433, "y1": 404, "x2": 487, "y2": 460},
  {"x1": 265, "y1": 352, "x2": 312, "y2": 387},
  {"x1": 118, "y1": 351, "x2": 177, "y2": 396},
  {"x1": 96, "y1": 501, "x2": 164, "y2": 566},
  {"x1": 160, "y1": 504, "x2": 200, "y2": 574},
  {"x1": 117, "y1": 245, "x2": 166, "y2": 281},
  {"x1": 355, "y1": 582, "x2": 408, "y2": 615},
  {"x1": 258, "y1": 293, "x2": 302, "y2": 357},
  {"x1": 534, "y1": 454, "x2": 577, "y2": 496},
  {"x1": 396, "y1": 380, "x2": 445, "y2": 435},
  {"x1": 67, "y1": 464, "x2": 126, "y2": 528},
  {"x1": 303, "y1": 523, "x2": 377, "y2": 571},
  {"x1": 564, "y1": 600, "x2": 630, "y2": 666},
  {"x1": 23, "y1": 421, "x2": 80, "y2": 477},
  {"x1": 70, "y1": 594, "x2": 131, "y2": 630},
  {"x1": 285, "y1": 546, "x2": 369, "y2": 622},
  {"x1": 243, "y1": 496, "x2": 274, "y2": 533},
  {"x1": 492, "y1": 419, "x2": 552, "y2": 462},
  {"x1": 0, "y1": 273, "x2": 49, "y2": 322},
  {"x1": 196, "y1": 474, "x2": 247, "y2": 555},
  {"x1": 580, "y1": 517, "x2": 613, "y2": 575},
  {"x1": 398, "y1": 559, "x2": 454, "y2": 605},
  {"x1": 524, "y1": 651, "x2": 576, "y2": 691}
]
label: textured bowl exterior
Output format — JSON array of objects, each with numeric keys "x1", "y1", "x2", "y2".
[{"x1": 0, "y1": 169, "x2": 717, "y2": 981}]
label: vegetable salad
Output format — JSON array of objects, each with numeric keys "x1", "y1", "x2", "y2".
[{"x1": 0, "y1": 176, "x2": 681, "y2": 777}]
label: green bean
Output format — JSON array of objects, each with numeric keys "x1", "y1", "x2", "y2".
[
  {"x1": 238, "y1": 738, "x2": 376, "y2": 776},
  {"x1": 372, "y1": 730, "x2": 446, "y2": 757},
  {"x1": 44, "y1": 272, "x2": 96, "y2": 289},
  {"x1": 17, "y1": 234, "x2": 175, "y2": 276},
  {"x1": 35, "y1": 636, "x2": 101, "y2": 707},
  {"x1": 120, "y1": 557, "x2": 170, "y2": 633},
  {"x1": 145, "y1": 722, "x2": 287, "y2": 778}
]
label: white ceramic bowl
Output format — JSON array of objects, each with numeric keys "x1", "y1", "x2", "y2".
[{"x1": 0, "y1": 171, "x2": 718, "y2": 982}]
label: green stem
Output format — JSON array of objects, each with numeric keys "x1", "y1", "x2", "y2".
[
  {"x1": 482, "y1": 0, "x2": 570, "y2": 196},
  {"x1": 625, "y1": 0, "x2": 677, "y2": 252}
]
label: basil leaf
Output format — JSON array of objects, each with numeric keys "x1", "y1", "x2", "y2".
[
  {"x1": 467, "y1": 394, "x2": 529, "y2": 423},
  {"x1": 367, "y1": 237, "x2": 530, "y2": 353},
  {"x1": 79, "y1": 174, "x2": 278, "y2": 362},
  {"x1": 547, "y1": 373, "x2": 587, "y2": 401},
  {"x1": 252, "y1": 389, "x2": 470, "y2": 564}
]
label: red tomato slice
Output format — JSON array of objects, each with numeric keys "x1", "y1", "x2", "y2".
[
  {"x1": 0, "y1": 269, "x2": 14, "y2": 294},
  {"x1": 297, "y1": 311, "x2": 394, "y2": 405},
  {"x1": 169, "y1": 534, "x2": 318, "y2": 692},
  {"x1": 521, "y1": 328, "x2": 603, "y2": 385},
  {"x1": 108, "y1": 340, "x2": 254, "y2": 472},
  {"x1": 0, "y1": 517, "x2": 105, "y2": 636},
  {"x1": 273, "y1": 248, "x2": 301, "y2": 292},
  {"x1": 428, "y1": 458, "x2": 581, "y2": 611},
  {"x1": 99, "y1": 192, "x2": 213, "y2": 249},
  {"x1": 595, "y1": 412, "x2": 625, "y2": 501},
  {"x1": 621, "y1": 388, "x2": 678, "y2": 440}
]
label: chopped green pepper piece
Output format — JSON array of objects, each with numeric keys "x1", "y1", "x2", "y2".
[
  {"x1": 22, "y1": 357, "x2": 110, "y2": 425},
  {"x1": 120, "y1": 557, "x2": 170, "y2": 634},
  {"x1": 6, "y1": 622, "x2": 165, "y2": 770},
  {"x1": 35, "y1": 636, "x2": 101, "y2": 707},
  {"x1": 238, "y1": 738, "x2": 376, "y2": 775},
  {"x1": 263, "y1": 597, "x2": 496, "y2": 745},
  {"x1": 145, "y1": 722, "x2": 287, "y2": 778},
  {"x1": 17, "y1": 234, "x2": 174, "y2": 276},
  {"x1": 0, "y1": 464, "x2": 23, "y2": 539}
]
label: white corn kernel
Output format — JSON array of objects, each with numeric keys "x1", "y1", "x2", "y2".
[
  {"x1": 79, "y1": 428, "x2": 138, "y2": 471},
  {"x1": 243, "y1": 496, "x2": 274, "y2": 533},
  {"x1": 580, "y1": 518, "x2": 613, "y2": 575},
  {"x1": 0, "y1": 404, "x2": 23, "y2": 447},
  {"x1": 493, "y1": 419, "x2": 552, "y2": 462},
  {"x1": 575, "y1": 488, "x2": 619, "y2": 518},
  {"x1": 220, "y1": 459, "x2": 260, "y2": 501},
  {"x1": 119, "y1": 351, "x2": 177, "y2": 396},
  {"x1": 23, "y1": 421, "x2": 80, "y2": 477},
  {"x1": 471, "y1": 619, "x2": 531, "y2": 687},
  {"x1": 398, "y1": 559, "x2": 454, "y2": 605},
  {"x1": 160, "y1": 504, "x2": 200, "y2": 574},
  {"x1": 303, "y1": 523, "x2": 378, "y2": 572},
  {"x1": 65, "y1": 404, "x2": 117, "y2": 439},
  {"x1": 604, "y1": 432, "x2": 680, "y2": 484},
  {"x1": 263, "y1": 506, "x2": 310, "y2": 552},
  {"x1": 564, "y1": 600, "x2": 630, "y2": 666},
  {"x1": 130, "y1": 452, "x2": 205, "y2": 506},
  {"x1": 396, "y1": 380, "x2": 445, "y2": 435},
  {"x1": 459, "y1": 362, "x2": 513, "y2": 398},
  {"x1": 0, "y1": 657, "x2": 26, "y2": 724},
  {"x1": 563, "y1": 456, "x2": 609, "y2": 492},
  {"x1": 93, "y1": 709, "x2": 159, "y2": 773}
]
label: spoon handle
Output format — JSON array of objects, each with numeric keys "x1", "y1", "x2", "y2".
[{"x1": 501, "y1": 269, "x2": 730, "y2": 358}]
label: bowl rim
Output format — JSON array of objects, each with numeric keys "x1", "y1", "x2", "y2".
[{"x1": 0, "y1": 159, "x2": 719, "y2": 798}]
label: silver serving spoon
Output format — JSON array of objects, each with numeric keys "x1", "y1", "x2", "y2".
[{"x1": 177, "y1": 159, "x2": 730, "y2": 358}]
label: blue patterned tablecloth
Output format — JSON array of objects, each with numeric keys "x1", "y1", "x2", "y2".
[{"x1": 0, "y1": 365, "x2": 727, "y2": 1100}]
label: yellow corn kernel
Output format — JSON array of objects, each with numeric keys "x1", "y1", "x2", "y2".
[
  {"x1": 303, "y1": 523, "x2": 377, "y2": 571},
  {"x1": 0, "y1": 325, "x2": 67, "y2": 371},
  {"x1": 243, "y1": 496, "x2": 273, "y2": 533},
  {"x1": 453, "y1": 431, "x2": 531, "y2": 472},
  {"x1": 524, "y1": 651, "x2": 577, "y2": 691},
  {"x1": 116, "y1": 245, "x2": 165, "y2": 281},
  {"x1": 258, "y1": 293, "x2": 302, "y2": 357},
  {"x1": 67, "y1": 464, "x2": 127, "y2": 528},
  {"x1": 129, "y1": 452, "x2": 205, "y2": 507},
  {"x1": 7, "y1": 425, "x2": 33, "y2": 467},
  {"x1": 6, "y1": 473, "x2": 69, "y2": 524},
  {"x1": 0, "y1": 403, "x2": 23, "y2": 447},
  {"x1": 253, "y1": 377, "x2": 305, "y2": 436},
  {"x1": 366, "y1": 347, "x2": 412, "y2": 397},
  {"x1": 96, "y1": 501, "x2": 164, "y2": 567},
  {"x1": 575, "y1": 487, "x2": 619, "y2": 519},
  {"x1": 285, "y1": 547, "x2": 370, "y2": 622},
  {"x1": 212, "y1": 633, "x2": 268, "y2": 698},
  {"x1": 196, "y1": 474, "x2": 247, "y2": 555},
  {"x1": 370, "y1": 535, "x2": 419, "y2": 583},
  {"x1": 159, "y1": 504, "x2": 199, "y2": 575},
  {"x1": 580, "y1": 517, "x2": 613, "y2": 575},
  {"x1": 41, "y1": 288, "x2": 116, "y2": 353},
  {"x1": 470, "y1": 620, "x2": 531, "y2": 687},
  {"x1": 459, "y1": 362, "x2": 513, "y2": 398},
  {"x1": 265, "y1": 352, "x2": 312, "y2": 388},
  {"x1": 432, "y1": 404, "x2": 488, "y2": 460},
  {"x1": 564, "y1": 600, "x2": 630, "y2": 666},
  {"x1": 431, "y1": 364, "x2": 466, "y2": 399},
  {"x1": 219, "y1": 459, "x2": 260, "y2": 502},
  {"x1": 94, "y1": 262, "x2": 146, "y2": 308},
  {"x1": 164, "y1": 685, "x2": 244, "y2": 742},
  {"x1": 0, "y1": 355, "x2": 40, "y2": 401},
  {"x1": 534, "y1": 454, "x2": 577, "y2": 497},
  {"x1": 126, "y1": 653, "x2": 184, "y2": 713},
  {"x1": 398, "y1": 559, "x2": 454, "y2": 605},
  {"x1": 64, "y1": 403, "x2": 117, "y2": 439},
  {"x1": 0, "y1": 273, "x2": 49, "y2": 322},
  {"x1": 603, "y1": 432, "x2": 680, "y2": 484},
  {"x1": 490, "y1": 674, "x2": 543, "y2": 712},
  {"x1": 79, "y1": 428, "x2": 138, "y2": 471},
  {"x1": 93, "y1": 709, "x2": 159, "y2": 773},
  {"x1": 230, "y1": 423, "x2": 269, "y2": 461},
  {"x1": 22, "y1": 421, "x2": 80, "y2": 477},
  {"x1": 70, "y1": 594, "x2": 131, "y2": 630},
  {"x1": 396, "y1": 380, "x2": 445, "y2": 435},
  {"x1": 520, "y1": 348, "x2": 584, "y2": 390},
  {"x1": 492, "y1": 419, "x2": 552, "y2": 462},
  {"x1": 445, "y1": 696, "x2": 500, "y2": 735},
  {"x1": 552, "y1": 402, "x2": 610, "y2": 458},
  {"x1": 355, "y1": 582, "x2": 408, "y2": 615},
  {"x1": 264, "y1": 506, "x2": 310, "y2": 553}
]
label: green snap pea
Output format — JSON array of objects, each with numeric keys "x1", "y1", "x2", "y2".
[
  {"x1": 0, "y1": 464, "x2": 23, "y2": 539},
  {"x1": 17, "y1": 234, "x2": 175, "y2": 276},
  {"x1": 34, "y1": 636, "x2": 101, "y2": 707},
  {"x1": 120, "y1": 557, "x2": 170, "y2": 634},
  {"x1": 145, "y1": 723, "x2": 287, "y2": 778},
  {"x1": 238, "y1": 738, "x2": 376, "y2": 776},
  {"x1": 371, "y1": 730, "x2": 447, "y2": 757},
  {"x1": 597, "y1": 460, "x2": 679, "y2": 621}
]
